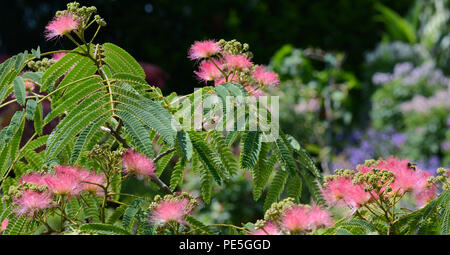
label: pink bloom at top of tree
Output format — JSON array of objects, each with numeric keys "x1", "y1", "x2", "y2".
[
  {"x1": 1, "y1": 219, "x2": 8, "y2": 232},
  {"x1": 149, "y1": 198, "x2": 191, "y2": 225},
  {"x1": 13, "y1": 191, "x2": 54, "y2": 217},
  {"x1": 194, "y1": 59, "x2": 223, "y2": 82},
  {"x1": 45, "y1": 13, "x2": 80, "y2": 40},
  {"x1": 53, "y1": 52, "x2": 67, "y2": 61},
  {"x1": 223, "y1": 54, "x2": 253, "y2": 71},
  {"x1": 252, "y1": 65, "x2": 280, "y2": 86},
  {"x1": 321, "y1": 176, "x2": 370, "y2": 209},
  {"x1": 281, "y1": 205, "x2": 312, "y2": 232},
  {"x1": 122, "y1": 149, "x2": 156, "y2": 179},
  {"x1": 188, "y1": 40, "x2": 221, "y2": 60},
  {"x1": 251, "y1": 221, "x2": 281, "y2": 235}
]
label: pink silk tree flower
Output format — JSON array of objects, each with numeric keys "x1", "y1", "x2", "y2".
[
  {"x1": 19, "y1": 173, "x2": 48, "y2": 187},
  {"x1": 413, "y1": 187, "x2": 436, "y2": 208},
  {"x1": 1, "y1": 219, "x2": 8, "y2": 232},
  {"x1": 308, "y1": 206, "x2": 333, "y2": 230},
  {"x1": 45, "y1": 13, "x2": 80, "y2": 40},
  {"x1": 252, "y1": 65, "x2": 280, "y2": 86},
  {"x1": 357, "y1": 157, "x2": 437, "y2": 198},
  {"x1": 194, "y1": 59, "x2": 223, "y2": 82},
  {"x1": 81, "y1": 173, "x2": 106, "y2": 195},
  {"x1": 223, "y1": 54, "x2": 253, "y2": 71},
  {"x1": 321, "y1": 176, "x2": 370, "y2": 209},
  {"x1": 251, "y1": 222, "x2": 281, "y2": 235},
  {"x1": 122, "y1": 149, "x2": 156, "y2": 180},
  {"x1": 281, "y1": 205, "x2": 312, "y2": 232},
  {"x1": 188, "y1": 40, "x2": 221, "y2": 60},
  {"x1": 44, "y1": 172, "x2": 81, "y2": 196},
  {"x1": 149, "y1": 198, "x2": 191, "y2": 225},
  {"x1": 13, "y1": 191, "x2": 54, "y2": 217}
]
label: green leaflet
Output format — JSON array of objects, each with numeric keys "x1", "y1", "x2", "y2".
[
  {"x1": 119, "y1": 110, "x2": 155, "y2": 158},
  {"x1": 176, "y1": 131, "x2": 193, "y2": 160},
  {"x1": 240, "y1": 131, "x2": 262, "y2": 169},
  {"x1": 199, "y1": 161, "x2": 213, "y2": 204},
  {"x1": 122, "y1": 198, "x2": 146, "y2": 231},
  {"x1": 210, "y1": 131, "x2": 238, "y2": 176},
  {"x1": 169, "y1": 157, "x2": 187, "y2": 191},
  {"x1": 41, "y1": 52, "x2": 85, "y2": 92},
  {"x1": 33, "y1": 102, "x2": 43, "y2": 136},
  {"x1": 107, "y1": 204, "x2": 128, "y2": 225},
  {"x1": 80, "y1": 223, "x2": 131, "y2": 235},
  {"x1": 25, "y1": 99, "x2": 37, "y2": 120},
  {"x1": 102, "y1": 43, "x2": 146, "y2": 78},
  {"x1": 286, "y1": 173, "x2": 302, "y2": 203},
  {"x1": 13, "y1": 76, "x2": 26, "y2": 106},
  {"x1": 189, "y1": 131, "x2": 229, "y2": 184},
  {"x1": 263, "y1": 169, "x2": 288, "y2": 211}
]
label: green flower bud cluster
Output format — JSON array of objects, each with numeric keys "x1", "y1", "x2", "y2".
[
  {"x1": 430, "y1": 168, "x2": 449, "y2": 190},
  {"x1": 27, "y1": 58, "x2": 56, "y2": 72},
  {"x1": 87, "y1": 145, "x2": 124, "y2": 174},
  {"x1": 263, "y1": 197, "x2": 295, "y2": 222},
  {"x1": 254, "y1": 219, "x2": 267, "y2": 230},
  {"x1": 218, "y1": 39, "x2": 253, "y2": 59},
  {"x1": 58, "y1": 2, "x2": 106, "y2": 27}
]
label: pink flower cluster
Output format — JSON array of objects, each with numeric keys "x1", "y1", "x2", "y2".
[
  {"x1": 321, "y1": 176, "x2": 370, "y2": 209},
  {"x1": 252, "y1": 205, "x2": 333, "y2": 235},
  {"x1": 45, "y1": 13, "x2": 80, "y2": 40},
  {"x1": 322, "y1": 157, "x2": 437, "y2": 210},
  {"x1": 188, "y1": 40, "x2": 279, "y2": 96},
  {"x1": 13, "y1": 165, "x2": 105, "y2": 216},
  {"x1": 122, "y1": 149, "x2": 156, "y2": 180},
  {"x1": 357, "y1": 157, "x2": 436, "y2": 207},
  {"x1": 149, "y1": 198, "x2": 192, "y2": 225}
]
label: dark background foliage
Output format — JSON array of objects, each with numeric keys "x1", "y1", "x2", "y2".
[{"x1": 1, "y1": 0, "x2": 411, "y2": 94}]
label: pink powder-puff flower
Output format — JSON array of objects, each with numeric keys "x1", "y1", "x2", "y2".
[
  {"x1": 149, "y1": 198, "x2": 191, "y2": 225},
  {"x1": 81, "y1": 173, "x2": 106, "y2": 195},
  {"x1": 357, "y1": 157, "x2": 437, "y2": 198},
  {"x1": 45, "y1": 13, "x2": 80, "y2": 40},
  {"x1": 413, "y1": 187, "x2": 436, "y2": 208},
  {"x1": 252, "y1": 65, "x2": 279, "y2": 86},
  {"x1": 122, "y1": 149, "x2": 156, "y2": 180},
  {"x1": 308, "y1": 206, "x2": 333, "y2": 229},
  {"x1": 251, "y1": 221, "x2": 281, "y2": 235},
  {"x1": 321, "y1": 176, "x2": 370, "y2": 209},
  {"x1": 13, "y1": 191, "x2": 54, "y2": 217},
  {"x1": 19, "y1": 173, "x2": 48, "y2": 187},
  {"x1": 188, "y1": 40, "x2": 221, "y2": 60},
  {"x1": 54, "y1": 165, "x2": 89, "y2": 180},
  {"x1": 194, "y1": 59, "x2": 223, "y2": 82},
  {"x1": 224, "y1": 54, "x2": 253, "y2": 71},
  {"x1": 1, "y1": 219, "x2": 8, "y2": 232},
  {"x1": 53, "y1": 52, "x2": 67, "y2": 61},
  {"x1": 281, "y1": 205, "x2": 311, "y2": 232},
  {"x1": 44, "y1": 172, "x2": 81, "y2": 196}
]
